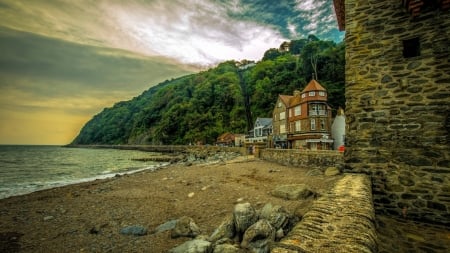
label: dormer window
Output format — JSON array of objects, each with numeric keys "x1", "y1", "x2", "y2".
[{"x1": 309, "y1": 91, "x2": 315, "y2": 96}]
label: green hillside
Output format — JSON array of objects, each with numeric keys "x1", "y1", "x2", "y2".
[{"x1": 71, "y1": 37, "x2": 345, "y2": 145}]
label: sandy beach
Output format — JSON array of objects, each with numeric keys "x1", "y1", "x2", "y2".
[{"x1": 0, "y1": 155, "x2": 340, "y2": 253}]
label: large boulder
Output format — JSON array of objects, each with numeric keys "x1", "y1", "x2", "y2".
[
  {"x1": 271, "y1": 184, "x2": 314, "y2": 200},
  {"x1": 233, "y1": 203, "x2": 258, "y2": 236},
  {"x1": 171, "y1": 216, "x2": 201, "y2": 238},
  {"x1": 259, "y1": 203, "x2": 290, "y2": 231},
  {"x1": 213, "y1": 243, "x2": 242, "y2": 253},
  {"x1": 241, "y1": 219, "x2": 275, "y2": 253},
  {"x1": 209, "y1": 215, "x2": 235, "y2": 242},
  {"x1": 168, "y1": 239, "x2": 212, "y2": 253}
]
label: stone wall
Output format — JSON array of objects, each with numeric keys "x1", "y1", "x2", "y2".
[
  {"x1": 272, "y1": 174, "x2": 377, "y2": 252},
  {"x1": 260, "y1": 149, "x2": 343, "y2": 169},
  {"x1": 344, "y1": 0, "x2": 450, "y2": 224}
]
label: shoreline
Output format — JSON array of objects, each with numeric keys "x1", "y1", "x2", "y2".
[
  {"x1": 0, "y1": 162, "x2": 170, "y2": 201},
  {"x1": 0, "y1": 156, "x2": 335, "y2": 252}
]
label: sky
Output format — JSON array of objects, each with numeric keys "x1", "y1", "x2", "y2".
[{"x1": 0, "y1": 0, "x2": 344, "y2": 145}]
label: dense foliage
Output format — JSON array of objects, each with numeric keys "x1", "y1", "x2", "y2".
[{"x1": 71, "y1": 38, "x2": 345, "y2": 145}]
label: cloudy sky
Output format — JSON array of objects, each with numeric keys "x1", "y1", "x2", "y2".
[{"x1": 0, "y1": 0, "x2": 343, "y2": 145}]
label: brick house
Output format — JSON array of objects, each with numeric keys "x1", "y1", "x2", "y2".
[
  {"x1": 216, "y1": 132, "x2": 235, "y2": 146},
  {"x1": 333, "y1": 0, "x2": 450, "y2": 224},
  {"x1": 287, "y1": 79, "x2": 333, "y2": 150}
]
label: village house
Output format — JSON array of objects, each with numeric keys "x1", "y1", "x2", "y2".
[
  {"x1": 272, "y1": 95, "x2": 293, "y2": 148},
  {"x1": 286, "y1": 79, "x2": 333, "y2": 150},
  {"x1": 216, "y1": 132, "x2": 235, "y2": 147},
  {"x1": 246, "y1": 117, "x2": 272, "y2": 144}
]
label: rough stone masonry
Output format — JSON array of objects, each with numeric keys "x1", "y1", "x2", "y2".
[{"x1": 341, "y1": 0, "x2": 450, "y2": 225}]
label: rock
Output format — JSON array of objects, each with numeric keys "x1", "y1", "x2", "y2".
[
  {"x1": 153, "y1": 219, "x2": 177, "y2": 234},
  {"x1": 271, "y1": 184, "x2": 314, "y2": 200},
  {"x1": 213, "y1": 243, "x2": 241, "y2": 253},
  {"x1": 43, "y1": 216, "x2": 54, "y2": 221},
  {"x1": 275, "y1": 228, "x2": 284, "y2": 240},
  {"x1": 168, "y1": 239, "x2": 212, "y2": 253},
  {"x1": 324, "y1": 166, "x2": 341, "y2": 176},
  {"x1": 259, "y1": 204, "x2": 290, "y2": 231},
  {"x1": 209, "y1": 215, "x2": 235, "y2": 242},
  {"x1": 306, "y1": 168, "x2": 323, "y2": 176},
  {"x1": 188, "y1": 192, "x2": 195, "y2": 198},
  {"x1": 241, "y1": 219, "x2": 275, "y2": 253},
  {"x1": 233, "y1": 203, "x2": 258, "y2": 236},
  {"x1": 171, "y1": 216, "x2": 201, "y2": 238},
  {"x1": 119, "y1": 225, "x2": 147, "y2": 236}
]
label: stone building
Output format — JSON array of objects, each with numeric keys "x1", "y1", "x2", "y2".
[
  {"x1": 334, "y1": 0, "x2": 450, "y2": 224},
  {"x1": 272, "y1": 95, "x2": 293, "y2": 148},
  {"x1": 287, "y1": 80, "x2": 333, "y2": 150}
]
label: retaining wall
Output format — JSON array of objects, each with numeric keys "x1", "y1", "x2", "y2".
[
  {"x1": 272, "y1": 174, "x2": 377, "y2": 252},
  {"x1": 260, "y1": 149, "x2": 344, "y2": 169}
]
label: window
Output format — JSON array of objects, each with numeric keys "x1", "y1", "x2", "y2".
[
  {"x1": 301, "y1": 93, "x2": 306, "y2": 98},
  {"x1": 319, "y1": 91, "x2": 325, "y2": 96},
  {"x1": 280, "y1": 112, "x2": 285, "y2": 120},
  {"x1": 278, "y1": 102, "x2": 282, "y2": 108},
  {"x1": 294, "y1": 105, "x2": 301, "y2": 116},
  {"x1": 309, "y1": 91, "x2": 315, "y2": 96},
  {"x1": 403, "y1": 37, "x2": 420, "y2": 58},
  {"x1": 320, "y1": 119, "x2": 325, "y2": 130},
  {"x1": 311, "y1": 119, "x2": 316, "y2": 130},
  {"x1": 295, "y1": 121, "x2": 301, "y2": 132},
  {"x1": 280, "y1": 124, "x2": 286, "y2": 134}
]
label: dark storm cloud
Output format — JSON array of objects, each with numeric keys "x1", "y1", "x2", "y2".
[{"x1": 0, "y1": 27, "x2": 193, "y2": 98}]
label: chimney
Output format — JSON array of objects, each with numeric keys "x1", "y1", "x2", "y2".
[{"x1": 293, "y1": 90, "x2": 301, "y2": 96}]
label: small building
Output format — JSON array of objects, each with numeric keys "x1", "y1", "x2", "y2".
[
  {"x1": 216, "y1": 132, "x2": 235, "y2": 146},
  {"x1": 279, "y1": 41, "x2": 291, "y2": 52},
  {"x1": 234, "y1": 134, "x2": 246, "y2": 147},
  {"x1": 246, "y1": 117, "x2": 272, "y2": 144},
  {"x1": 287, "y1": 79, "x2": 333, "y2": 150},
  {"x1": 272, "y1": 94, "x2": 293, "y2": 148}
]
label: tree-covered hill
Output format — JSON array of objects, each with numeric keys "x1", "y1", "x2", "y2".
[{"x1": 71, "y1": 37, "x2": 345, "y2": 145}]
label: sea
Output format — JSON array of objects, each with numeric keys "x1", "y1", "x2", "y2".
[{"x1": 0, "y1": 145, "x2": 163, "y2": 200}]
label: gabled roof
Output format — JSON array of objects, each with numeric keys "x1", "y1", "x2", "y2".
[
  {"x1": 302, "y1": 79, "x2": 326, "y2": 92},
  {"x1": 255, "y1": 118, "x2": 272, "y2": 127},
  {"x1": 279, "y1": 95, "x2": 293, "y2": 106}
]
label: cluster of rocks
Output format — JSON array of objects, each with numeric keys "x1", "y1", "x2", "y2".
[
  {"x1": 179, "y1": 151, "x2": 242, "y2": 166},
  {"x1": 165, "y1": 202, "x2": 300, "y2": 253}
]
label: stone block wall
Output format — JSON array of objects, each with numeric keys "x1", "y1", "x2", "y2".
[
  {"x1": 260, "y1": 149, "x2": 343, "y2": 168},
  {"x1": 272, "y1": 174, "x2": 377, "y2": 252},
  {"x1": 344, "y1": 0, "x2": 450, "y2": 224}
]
